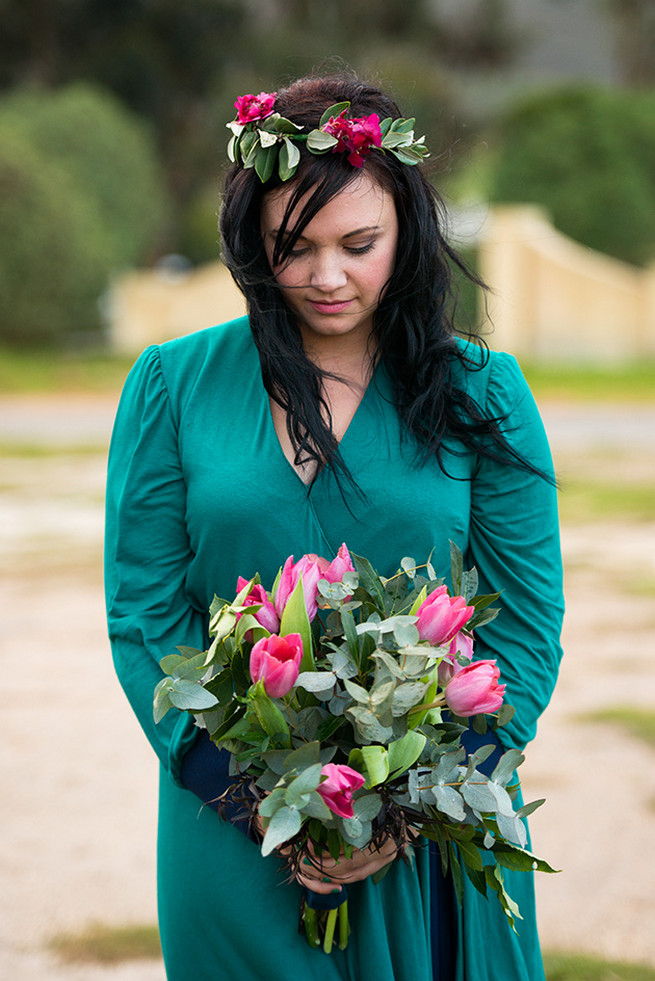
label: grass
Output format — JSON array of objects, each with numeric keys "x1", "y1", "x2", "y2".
[
  {"x1": 543, "y1": 951, "x2": 655, "y2": 980},
  {"x1": 557, "y1": 478, "x2": 655, "y2": 524},
  {"x1": 522, "y1": 361, "x2": 655, "y2": 404},
  {"x1": 47, "y1": 924, "x2": 655, "y2": 979},
  {"x1": 579, "y1": 707, "x2": 655, "y2": 749},
  {"x1": 50, "y1": 922, "x2": 162, "y2": 963},
  {"x1": 0, "y1": 345, "x2": 133, "y2": 394},
  {"x1": 1, "y1": 344, "x2": 654, "y2": 401}
]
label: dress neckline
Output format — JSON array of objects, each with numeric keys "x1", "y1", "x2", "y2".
[{"x1": 263, "y1": 366, "x2": 380, "y2": 489}]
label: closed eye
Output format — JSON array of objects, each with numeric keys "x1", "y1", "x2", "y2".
[{"x1": 345, "y1": 241, "x2": 375, "y2": 256}]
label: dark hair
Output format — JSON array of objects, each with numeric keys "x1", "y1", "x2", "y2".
[{"x1": 220, "y1": 72, "x2": 542, "y2": 486}]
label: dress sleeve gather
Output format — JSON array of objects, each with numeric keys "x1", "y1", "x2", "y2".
[
  {"x1": 104, "y1": 345, "x2": 202, "y2": 784},
  {"x1": 466, "y1": 351, "x2": 564, "y2": 750}
]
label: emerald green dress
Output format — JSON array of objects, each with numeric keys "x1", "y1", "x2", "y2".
[{"x1": 105, "y1": 316, "x2": 563, "y2": 981}]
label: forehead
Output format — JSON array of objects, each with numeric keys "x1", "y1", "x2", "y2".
[{"x1": 260, "y1": 172, "x2": 395, "y2": 236}]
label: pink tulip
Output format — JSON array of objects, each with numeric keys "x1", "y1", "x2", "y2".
[
  {"x1": 437, "y1": 631, "x2": 474, "y2": 686},
  {"x1": 274, "y1": 554, "x2": 322, "y2": 621},
  {"x1": 235, "y1": 577, "x2": 279, "y2": 636},
  {"x1": 415, "y1": 586, "x2": 475, "y2": 646},
  {"x1": 234, "y1": 91, "x2": 277, "y2": 124},
  {"x1": 444, "y1": 660, "x2": 506, "y2": 717},
  {"x1": 317, "y1": 763, "x2": 365, "y2": 819},
  {"x1": 305, "y1": 542, "x2": 355, "y2": 584},
  {"x1": 249, "y1": 633, "x2": 303, "y2": 699}
]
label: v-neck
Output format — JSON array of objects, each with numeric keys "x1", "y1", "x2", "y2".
[{"x1": 263, "y1": 367, "x2": 380, "y2": 488}]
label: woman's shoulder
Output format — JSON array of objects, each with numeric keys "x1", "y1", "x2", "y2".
[
  {"x1": 158, "y1": 316, "x2": 254, "y2": 372},
  {"x1": 449, "y1": 336, "x2": 530, "y2": 409},
  {"x1": 119, "y1": 316, "x2": 255, "y2": 411}
]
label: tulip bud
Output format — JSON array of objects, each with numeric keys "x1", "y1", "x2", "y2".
[
  {"x1": 415, "y1": 586, "x2": 474, "y2": 646},
  {"x1": 444, "y1": 659, "x2": 505, "y2": 717},
  {"x1": 249, "y1": 632, "x2": 303, "y2": 698},
  {"x1": 317, "y1": 763, "x2": 365, "y2": 819}
]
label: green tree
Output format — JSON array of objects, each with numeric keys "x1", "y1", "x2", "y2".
[{"x1": 488, "y1": 86, "x2": 655, "y2": 266}]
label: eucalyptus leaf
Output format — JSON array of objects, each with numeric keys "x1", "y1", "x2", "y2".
[
  {"x1": 261, "y1": 805, "x2": 303, "y2": 856},
  {"x1": 434, "y1": 784, "x2": 467, "y2": 821},
  {"x1": 168, "y1": 678, "x2": 219, "y2": 713},
  {"x1": 393, "y1": 622, "x2": 420, "y2": 647},
  {"x1": 285, "y1": 763, "x2": 323, "y2": 806},
  {"x1": 391, "y1": 681, "x2": 429, "y2": 717},
  {"x1": 327, "y1": 648, "x2": 358, "y2": 680},
  {"x1": 491, "y1": 749, "x2": 525, "y2": 787},
  {"x1": 153, "y1": 678, "x2": 174, "y2": 723},
  {"x1": 283, "y1": 741, "x2": 322, "y2": 771},
  {"x1": 343, "y1": 679, "x2": 370, "y2": 704},
  {"x1": 301, "y1": 791, "x2": 334, "y2": 821},
  {"x1": 516, "y1": 797, "x2": 545, "y2": 820},
  {"x1": 258, "y1": 787, "x2": 287, "y2": 817},
  {"x1": 460, "y1": 780, "x2": 498, "y2": 814},
  {"x1": 295, "y1": 671, "x2": 336, "y2": 695},
  {"x1": 400, "y1": 556, "x2": 417, "y2": 578},
  {"x1": 346, "y1": 706, "x2": 394, "y2": 743},
  {"x1": 352, "y1": 793, "x2": 383, "y2": 822},
  {"x1": 461, "y1": 568, "x2": 479, "y2": 603},
  {"x1": 449, "y1": 541, "x2": 464, "y2": 596},
  {"x1": 496, "y1": 811, "x2": 527, "y2": 848}
]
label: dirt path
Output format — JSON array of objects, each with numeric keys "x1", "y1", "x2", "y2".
[{"x1": 1, "y1": 399, "x2": 654, "y2": 978}]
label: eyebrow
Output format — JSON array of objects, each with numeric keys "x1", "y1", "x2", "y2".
[{"x1": 267, "y1": 225, "x2": 382, "y2": 240}]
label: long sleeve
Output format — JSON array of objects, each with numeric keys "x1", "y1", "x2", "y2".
[
  {"x1": 466, "y1": 351, "x2": 564, "y2": 751},
  {"x1": 104, "y1": 346, "x2": 202, "y2": 783}
]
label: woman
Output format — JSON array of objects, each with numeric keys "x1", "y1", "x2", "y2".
[{"x1": 105, "y1": 72, "x2": 563, "y2": 981}]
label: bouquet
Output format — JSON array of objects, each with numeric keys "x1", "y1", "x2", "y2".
[{"x1": 154, "y1": 543, "x2": 555, "y2": 952}]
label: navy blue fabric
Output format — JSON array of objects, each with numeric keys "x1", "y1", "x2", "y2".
[{"x1": 179, "y1": 727, "x2": 253, "y2": 831}]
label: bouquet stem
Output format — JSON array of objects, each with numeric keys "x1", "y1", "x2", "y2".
[
  {"x1": 338, "y1": 899, "x2": 350, "y2": 950},
  {"x1": 323, "y1": 908, "x2": 338, "y2": 954},
  {"x1": 302, "y1": 906, "x2": 321, "y2": 948}
]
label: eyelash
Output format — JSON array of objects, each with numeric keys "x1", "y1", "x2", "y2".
[{"x1": 287, "y1": 242, "x2": 376, "y2": 259}]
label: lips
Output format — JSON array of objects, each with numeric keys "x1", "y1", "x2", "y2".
[{"x1": 307, "y1": 299, "x2": 352, "y2": 314}]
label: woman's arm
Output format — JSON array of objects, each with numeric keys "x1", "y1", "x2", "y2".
[{"x1": 466, "y1": 351, "x2": 564, "y2": 750}]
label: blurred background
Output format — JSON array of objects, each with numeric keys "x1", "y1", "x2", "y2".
[{"x1": 1, "y1": 1, "x2": 654, "y2": 979}]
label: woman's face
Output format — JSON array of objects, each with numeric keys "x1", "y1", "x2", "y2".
[{"x1": 260, "y1": 172, "x2": 398, "y2": 351}]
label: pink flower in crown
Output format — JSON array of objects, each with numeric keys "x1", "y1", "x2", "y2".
[
  {"x1": 322, "y1": 111, "x2": 382, "y2": 168},
  {"x1": 235, "y1": 91, "x2": 277, "y2": 125},
  {"x1": 346, "y1": 114, "x2": 382, "y2": 167},
  {"x1": 317, "y1": 763, "x2": 365, "y2": 819},
  {"x1": 235, "y1": 577, "x2": 280, "y2": 637},
  {"x1": 274, "y1": 554, "x2": 322, "y2": 622},
  {"x1": 437, "y1": 631, "x2": 474, "y2": 686}
]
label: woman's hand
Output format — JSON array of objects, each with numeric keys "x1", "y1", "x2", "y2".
[{"x1": 292, "y1": 836, "x2": 401, "y2": 896}]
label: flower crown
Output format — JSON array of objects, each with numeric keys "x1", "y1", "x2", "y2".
[{"x1": 227, "y1": 91, "x2": 430, "y2": 183}]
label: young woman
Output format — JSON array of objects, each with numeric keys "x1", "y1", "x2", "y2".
[{"x1": 105, "y1": 72, "x2": 564, "y2": 981}]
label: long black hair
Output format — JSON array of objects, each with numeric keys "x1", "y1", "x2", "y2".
[{"x1": 220, "y1": 72, "x2": 544, "y2": 485}]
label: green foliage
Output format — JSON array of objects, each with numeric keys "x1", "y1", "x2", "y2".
[
  {"x1": 489, "y1": 86, "x2": 655, "y2": 266},
  {"x1": 0, "y1": 83, "x2": 170, "y2": 271},
  {"x1": 50, "y1": 922, "x2": 161, "y2": 964},
  {"x1": 580, "y1": 707, "x2": 655, "y2": 748},
  {"x1": 543, "y1": 950, "x2": 655, "y2": 981},
  {"x1": 0, "y1": 83, "x2": 171, "y2": 345},
  {"x1": 0, "y1": 122, "x2": 109, "y2": 345}
]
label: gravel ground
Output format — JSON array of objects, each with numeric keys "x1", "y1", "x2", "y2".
[{"x1": 1, "y1": 395, "x2": 654, "y2": 979}]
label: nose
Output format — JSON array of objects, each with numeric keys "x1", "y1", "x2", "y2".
[{"x1": 308, "y1": 249, "x2": 347, "y2": 293}]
